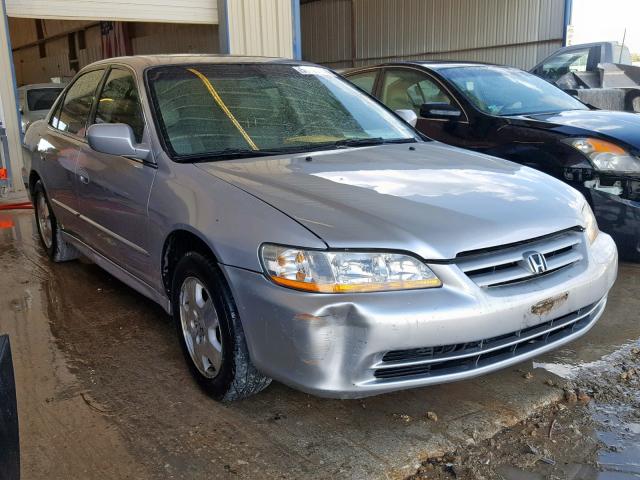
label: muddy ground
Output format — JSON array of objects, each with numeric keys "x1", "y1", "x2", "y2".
[
  {"x1": 1, "y1": 209, "x2": 639, "y2": 479},
  {"x1": 409, "y1": 344, "x2": 640, "y2": 479}
]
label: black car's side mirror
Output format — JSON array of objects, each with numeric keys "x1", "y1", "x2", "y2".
[{"x1": 420, "y1": 102, "x2": 462, "y2": 121}]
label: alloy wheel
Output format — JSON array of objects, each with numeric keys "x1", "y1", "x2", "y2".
[
  {"x1": 179, "y1": 276, "x2": 223, "y2": 378},
  {"x1": 36, "y1": 192, "x2": 53, "y2": 249}
]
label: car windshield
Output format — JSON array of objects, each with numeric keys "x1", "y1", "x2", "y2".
[
  {"x1": 147, "y1": 63, "x2": 417, "y2": 159},
  {"x1": 438, "y1": 66, "x2": 588, "y2": 116},
  {"x1": 26, "y1": 88, "x2": 64, "y2": 111}
]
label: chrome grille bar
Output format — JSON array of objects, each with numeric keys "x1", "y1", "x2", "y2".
[{"x1": 457, "y1": 230, "x2": 584, "y2": 288}]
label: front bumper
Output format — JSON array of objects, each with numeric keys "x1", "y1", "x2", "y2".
[
  {"x1": 587, "y1": 187, "x2": 640, "y2": 261},
  {"x1": 224, "y1": 232, "x2": 618, "y2": 398}
]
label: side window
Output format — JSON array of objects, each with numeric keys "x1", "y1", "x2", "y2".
[
  {"x1": 94, "y1": 69, "x2": 145, "y2": 143},
  {"x1": 347, "y1": 70, "x2": 378, "y2": 94},
  {"x1": 380, "y1": 69, "x2": 451, "y2": 115},
  {"x1": 53, "y1": 69, "x2": 105, "y2": 136},
  {"x1": 537, "y1": 48, "x2": 594, "y2": 82}
]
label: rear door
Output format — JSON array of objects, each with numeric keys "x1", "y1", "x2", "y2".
[
  {"x1": 75, "y1": 66, "x2": 156, "y2": 282},
  {"x1": 38, "y1": 68, "x2": 106, "y2": 234}
]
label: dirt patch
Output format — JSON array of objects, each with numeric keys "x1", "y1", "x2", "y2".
[
  {"x1": 407, "y1": 344, "x2": 640, "y2": 479},
  {"x1": 530, "y1": 292, "x2": 569, "y2": 316}
]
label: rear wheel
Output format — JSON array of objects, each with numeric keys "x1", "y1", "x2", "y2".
[
  {"x1": 171, "y1": 251, "x2": 271, "y2": 401},
  {"x1": 33, "y1": 180, "x2": 78, "y2": 262}
]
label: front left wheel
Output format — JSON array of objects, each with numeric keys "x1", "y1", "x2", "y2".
[{"x1": 171, "y1": 251, "x2": 271, "y2": 401}]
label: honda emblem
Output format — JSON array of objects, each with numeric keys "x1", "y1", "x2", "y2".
[{"x1": 523, "y1": 251, "x2": 548, "y2": 275}]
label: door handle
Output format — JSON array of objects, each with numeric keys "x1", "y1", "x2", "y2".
[{"x1": 78, "y1": 172, "x2": 90, "y2": 185}]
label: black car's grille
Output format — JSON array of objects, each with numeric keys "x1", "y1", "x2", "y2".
[{"x1": 373, "y1": 298, "x2": 605, "y2": 381}]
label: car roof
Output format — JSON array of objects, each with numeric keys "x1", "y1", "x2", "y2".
[
  {"x1": 85, "y1": 54, "x2": 315, "y2": 70},
  {"x1": 18, "y1": 82, "x2": 66, "y2": 90},
  {"x1": 344, "y1": 60, "x2": 512, "y2": 73}
]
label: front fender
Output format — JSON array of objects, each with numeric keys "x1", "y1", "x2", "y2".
[{"x1": 146, "y1": 158, "x2": 327, "y2": 292}]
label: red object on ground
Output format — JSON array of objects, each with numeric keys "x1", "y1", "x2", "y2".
[
  {"x1": 0, "y1": 169, "x2": 7, "y2": 180},
  {"x1": 0, "y1": 202, "x2": 33, "y2": 211},
  {"x1": 0, "y1": 219, "x2": 14, "y2": 229}
]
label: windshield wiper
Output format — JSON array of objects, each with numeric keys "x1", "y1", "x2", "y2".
[
  {"x1": 177, "y1": 137, "x2": 419, "y2": 162},
  {"x1": 302, "y1": 137, "x2": 417, "y2": 152},
  {"x1": 333, "y1": 137, "x2": 417, "y2": 148},
  {"x1": 178, "y1": 148, "x2": 286, "y2": 162},
  {"x1": 333, "y1": 137, "x2": 386, "y2": 148}
]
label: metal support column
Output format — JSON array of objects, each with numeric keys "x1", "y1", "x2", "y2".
[
  {"x1": 217, "y1": 0, "x2": 296, "y2": 58},
  {"x1": 0, "y1": 0, "x2": 24, "y2": 192}
]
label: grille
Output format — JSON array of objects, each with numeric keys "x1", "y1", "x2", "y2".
[
  {"x1": 456, "y1": 229, "x2": 584, "y2": 288},
  {"x1": 373, "y1": 298, "x2": 605, "y2": 381}
]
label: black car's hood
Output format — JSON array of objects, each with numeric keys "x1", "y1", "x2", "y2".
[{"x1": 508, "y1": 109, "x2": 640, "y2": 151}]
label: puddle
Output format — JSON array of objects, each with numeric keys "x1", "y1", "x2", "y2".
[
  {"x1": 531, "y1": 342, "x2": 640, "y2": 479},
  {"x1": 593, "y1": 404, "x2": 640, "y2": 478}
]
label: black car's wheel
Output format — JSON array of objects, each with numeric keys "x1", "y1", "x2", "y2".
[
  {"x1": 171, "y1": 251, "x2": 271, "y2": 401},
  {"x1": 33, "y1": 180, "x2": 78, "y2": 262}
]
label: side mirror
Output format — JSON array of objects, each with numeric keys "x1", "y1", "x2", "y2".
[
  {"x1": 87, "y1": 123, "x2": 149, "y2": 160},
  {"x1": 419, "y1": 102, "x2": 462, "y2": 121},
  {"x1": 394, "y1": 109, "x2": 418, "y2": 127}
]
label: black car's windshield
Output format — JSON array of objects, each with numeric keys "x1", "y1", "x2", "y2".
[
  {"x1": 147, "y1": 64, "x2": 417, "y2": 159},
  {"x1": 27, "y1": 88, "x2": 64, "y2": 111},
  {"x1": 438, "y1": 66, "x2": 588, "y2": 116}
]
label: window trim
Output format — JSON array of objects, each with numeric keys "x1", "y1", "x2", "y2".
[
  {"x1": 378, "y1": 66, "x2": 469, "y2": 123},
  {"x1": 47, "y1": 67, "x2": 108, "y2": 143},
  {"x1": 90, "y1": 64, "x2": 148, "y2": 146},
  {"x1": 346, "y1": 67, "x2": 381, "y2": 95}
]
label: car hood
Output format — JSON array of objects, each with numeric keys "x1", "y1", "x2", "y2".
[
  {"x1": 511, "y1": 109, "x2": 640, "y2": 151},
  {"x1": 196, "y1": 143, "x2": 586, "y2": 260}
]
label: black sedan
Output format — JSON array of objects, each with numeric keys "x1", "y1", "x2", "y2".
[{"x1": 344, "y1": 62, "x2": 640, "y2": 260}]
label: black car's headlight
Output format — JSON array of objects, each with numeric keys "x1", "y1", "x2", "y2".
[
  {"x1": 564, "y1": 138, "x2": 640, "y2": 173},
  {"x1": 260, "y1": 244, "x2": 442, "y2": 293}
]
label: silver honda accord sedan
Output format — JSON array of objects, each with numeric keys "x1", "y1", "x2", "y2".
[{"x1": 23, "y1": 55, "x2": 618, "y2": 400}]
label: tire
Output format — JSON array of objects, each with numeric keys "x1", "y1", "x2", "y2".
[
  {"x1": 33, "y1": 180, "x2": 79, "y2": 262},
  {"x1": 171, "y1": 251, "x2": 271, "y2": 401}
]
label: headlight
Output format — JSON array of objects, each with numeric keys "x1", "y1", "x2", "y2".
[
  {"x1": 564, "y1": 138, "x2": 640, "y2": 172},
  {"x1": 260, "y1": 244, "x2": 442, "y2": 293},
  {"x1": 581, "y1": 201, "x2": 599, "y2": 245}
]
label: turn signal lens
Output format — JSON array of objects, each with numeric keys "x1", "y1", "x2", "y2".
[
  {"x1": 582, "y1": 202, "x2": 599, "y2": 245},
  {"x1": 260, "y1": 244, "x2": 442, "y2": 293}
]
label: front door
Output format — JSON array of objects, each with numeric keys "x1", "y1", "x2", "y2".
[
  {"x1": 376, "y1": 67, "x2": 483, "y2": 149},
  {"x1": 75, "y1": 67, "x2": 156, "y2": 282},
  {"x1": 40, "y1": 68, "x2": 106, "y2": 234}
]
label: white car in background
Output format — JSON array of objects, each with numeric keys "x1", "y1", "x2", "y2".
[{"x1": 18, "y1": 83, "x2": 65, "y2": 134}]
